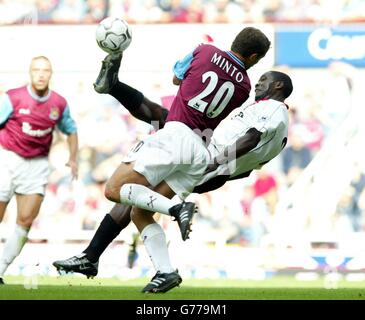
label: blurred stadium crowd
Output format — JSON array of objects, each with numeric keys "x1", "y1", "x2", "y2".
[
  {"x1": 1, "y1": 0, "x2": 365, "y2": 25},
  {"x1": 1, "y1": 1, "x2": 365, "y2": 252}
]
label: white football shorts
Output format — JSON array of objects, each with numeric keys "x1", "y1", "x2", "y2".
[
  {"x1": 0, "y1": 147, "x2": 50, "y2": 201},
  {"x1": 123, "y1": 121, "x2": 209, "y2": 199}
]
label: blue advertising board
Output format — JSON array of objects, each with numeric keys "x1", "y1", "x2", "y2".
[{"x1": 275, "y1": 26, "x2": 365, "y2": 67}]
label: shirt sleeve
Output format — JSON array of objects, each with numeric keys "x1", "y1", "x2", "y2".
[
  {"x1": 0, "y1": 94, "x2": 14, "y2": 125},
  {"x1": 57, "y1": 105, "x2": 77, "y2": 135},
  {"x1": 173, "y1": 50, "x2": 194, "y2": 80}
]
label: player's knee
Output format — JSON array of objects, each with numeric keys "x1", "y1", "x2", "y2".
[
  {"x1": 104, "y1": 183, "x2": 121, "y2": 203},
  {"x1": 130, "y1": 210, "x2": 142, "y2": 224},
  {"x1": 130, "y1": 209, "x2": 153, "y2": 223},
  {"x1": 16, "y1": 216, "x2": 34, "y2": 228}
]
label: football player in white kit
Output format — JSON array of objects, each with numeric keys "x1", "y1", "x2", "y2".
[{"x1": 54, "y1": 68, "x2": 293, "y2": 293}]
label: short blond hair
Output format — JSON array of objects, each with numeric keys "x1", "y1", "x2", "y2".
[
  {"x1": 31, "y1": 55, "x2": 51, "y2": 63},
  {"x1": 29, "y1": 56, "x2": 52, "y2": 71}
]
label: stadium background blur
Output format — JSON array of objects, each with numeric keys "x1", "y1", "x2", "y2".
[{"x1": 1, "y1": 0, "x2": 365, "y2": 282}]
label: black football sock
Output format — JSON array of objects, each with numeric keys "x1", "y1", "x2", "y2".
[
  {"x1": 109, "y1": 81, "x2": 144, "y2": 112},
  {"x1": 109, "y1": 81, "x2": 167, "y2": 128},
  {"x1": 83, "y1": 214, "x2": 122, "y2": 263}
]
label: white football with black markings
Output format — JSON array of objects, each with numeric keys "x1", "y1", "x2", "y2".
[{"x1": 95, "y1": 17, "x2": 132, "y2": 54}]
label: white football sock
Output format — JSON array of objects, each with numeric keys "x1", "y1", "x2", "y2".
[
  {"x1": 140, "y1": 223, "x2": 174, "y2": 274},
  {"x1": 0, "y1": 224, "x2": 29, "y2": 277},
  {"x1": 120, "y1": 183, "x2": 175, "y2": 216}
]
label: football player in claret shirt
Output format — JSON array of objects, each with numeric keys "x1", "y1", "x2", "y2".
[
  {"x1": 106, "y1": 27, "x2": 269, "y2": 292},
  {"x1": 54, "y1": 28, "x2": 272, "y2": 293},
  {"x1": 0, "y1": 56, "x2": 78, "y2": 284},
  {"x1": 54, "y1": 68, "x2": 292, "y2": 294}
]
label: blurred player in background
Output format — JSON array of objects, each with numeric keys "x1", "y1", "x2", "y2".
[
  {"x1": 99, "y1": 26, "x2": 270, "y2": 292},
  {"x1": 0, "y1": 56, "x2": 78, "y2": 285}
]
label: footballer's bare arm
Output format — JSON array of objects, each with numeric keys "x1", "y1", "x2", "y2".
[{"x1": 205, "y1": 128, "x2": 262, "y2": 174}]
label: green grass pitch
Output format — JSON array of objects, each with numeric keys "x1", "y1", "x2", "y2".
[{"x1": 1, "y1": 276, "x2": 365, "y2": 300}]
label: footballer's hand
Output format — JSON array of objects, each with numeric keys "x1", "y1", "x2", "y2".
[{"x1": 66, "y1": 160, "x2": 78, "y2": 180}]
